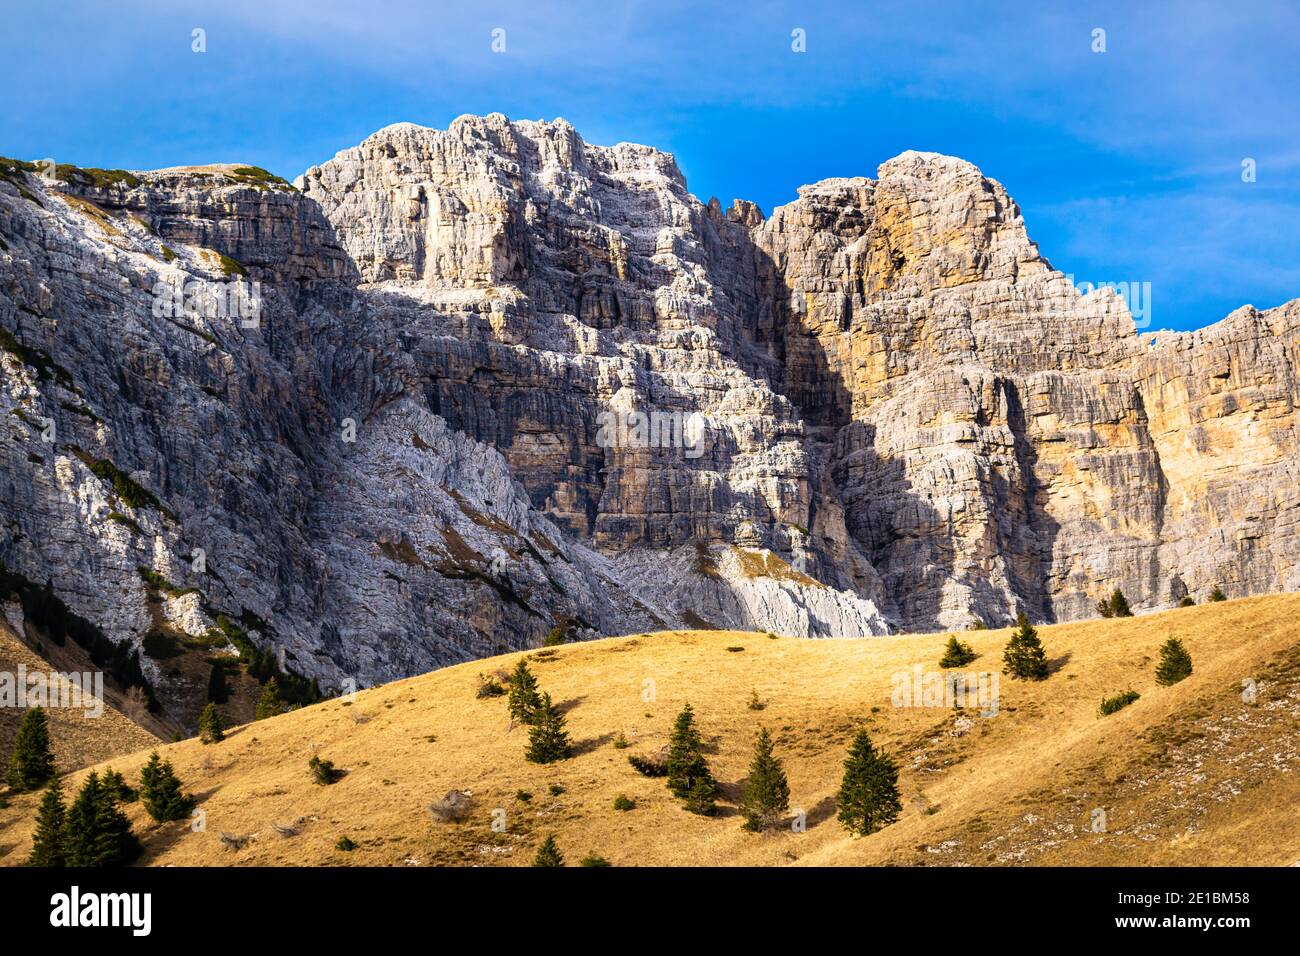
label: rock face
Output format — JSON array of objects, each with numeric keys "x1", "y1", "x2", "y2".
[{"x1": 1, "y1": 118, "x2": 1297, "y2": 709}]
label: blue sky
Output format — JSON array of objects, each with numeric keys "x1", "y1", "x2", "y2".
[{"x1": 3, "y1": 0, "x2": 1298, "y2": 330}]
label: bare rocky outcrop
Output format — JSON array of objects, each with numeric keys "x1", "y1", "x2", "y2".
[{"x1": 1, "y1": 118, "x2": 1296, "y2": 715}]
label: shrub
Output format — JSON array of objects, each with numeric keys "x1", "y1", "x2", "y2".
[
  {"x1": 1155, "y1": 638, "x2": 1193, "y2": 686},
  {"x1": 515, "y1": 789, "x2": 533, "y2": 803},
  {"x1": 747, "y1": 689, "x2": 765, "y2": 711},
  {"x1": 613, "y1": 794, "x2": 635, "y2": 812},
  {"x1": 739, "y1": 726, "x2": 789, "y2": 832},
  {"x1": 308, "y1": 755, "x2": 344, "y2": 785},
  {"x1": 6, "y1": 706, "x2": 55, "y2": 791},
  {"x1": 939, "y1": 636, "x2": 977, "y2": 669},
  {"x1": 476, "y1": 672, "x2": 505, "y2": 698},
  {"x1": 548, "y1": 784, "x2": 564, "y2": 796},
  {"x1": 335, "y1": 835, "x2": 357, "y2": 852},
  {"x1": 87, "y1": 457, "x2": 165, "y2": 512},
  {"x1": 217, "y1": 253, "x2": 246, "y2": 278},
  {"x1": 579, "y1": 853, "x2": 611, "y2": 867},
  {"x1": 139, "y1": 752, "x2": 196, "y2": 821},
  {"x1": 533, "y1": 834, "x2": 564, "y2": 867},
  {"x1": 612, "y1": 731, "x2": 630, "y2": 749},
  {"x1": 229, "y1": 166, "x2": 294, "y2": 189},
  {"x1": 836, "y1": 729, "x2": 902, "y2": 836},
  {"x1": 1208, "y1": 586, "x2": 1227, "y2": 602},
  {"x1": 1179, "y1": 596, "x2": 1196, "y2": 607},
  {"x1": 1099, "y1": 690, "x2": 1141, "y2": 715},
  {"x1": 1002, "y1": 613, "x2": 1049, "y2": 680}
]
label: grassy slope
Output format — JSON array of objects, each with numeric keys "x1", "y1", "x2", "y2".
[{"x1": 1, "y1": 595, "x2": 1297, "y2": 867}]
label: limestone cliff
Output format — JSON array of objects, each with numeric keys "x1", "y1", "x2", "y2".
[{"x1": 1, "y1": 118, "x2": 1295, "y2": 718}]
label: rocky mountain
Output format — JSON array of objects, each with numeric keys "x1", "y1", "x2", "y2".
[{"x1": 1, "y1": 115, "x2": 1296, "y2": 712}]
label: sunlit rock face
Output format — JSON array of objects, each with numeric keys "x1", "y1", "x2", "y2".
[{"x1": 1, "y1": 117, "x2": 1295, "y2": 700}]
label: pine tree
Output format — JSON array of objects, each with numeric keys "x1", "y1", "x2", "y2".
[
  {"x1": 1155, "y1": 637, "x2": 1193, "y2": 686},
  {"x1": 27, "y1": 778, "x2": 66, "y2": 867},
  {"x1": 525, "y1": 693, "x2": 571, "y2": 763},
  {"x1": 1208, "y1": 586, "x2": 1227, "y2": 602},
  {"x1": 198, "y1": 702, "x2": 225, "y2": 744},
  {"x1": 739, "y1": 726, "x2": 789, "y2": 831},
  {"x1": 206, "y1": 662, "x2": 230, "y2": 704},
  {"x1": 533, "y1": 834, "x2": 564, "y2": 867},
  {"x1": 63, "y1": 772, "x2": 138, "y2": 867},
  {"x1": 939, "y1": 635, "x2": 977, "y2": 669},
  {"x1": 683, "y1": 774, "x2": 719, "y2": 816},
  {"x1": 6, "y1": 706, "x2": 56, "y2": 792},
  {"x1": 836, "y1": 729, "x2": 902, "y2": 836},
  {"x1": 139, "y1": 751, "x2": 196, "y2": 822},
  {"x1": 665, "y1": 703, "x2": 718, "y2": 812},
  {"x1": 62, "y1": 772, "x2": 101, "y2": 866},
  {"x1": 254, "y1": 676, "x2": 284, "y2": 720},
  {"x1": 89, "y1": 781, "x2": 138, "y2": 866},
  {"x1": 1002, "y1": 612, "x2": 1049, "y2": 680},
  {"x1": 506, "y1": 659, "x2": 542, "y2": 724},
  {"x1": 100, "y1": 767, "x2": 136, "y2": 803}
]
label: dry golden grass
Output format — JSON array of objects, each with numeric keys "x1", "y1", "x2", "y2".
[{"x1": 1, "y1": 594, "x2": 1297, "y2": 867}]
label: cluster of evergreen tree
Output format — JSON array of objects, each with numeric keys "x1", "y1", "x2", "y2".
[
  {"x1": 1097, "y1": 588, "x2": 1133, "y2": 618},
  {"x1": 139, "y1": 752, "x2": 197, "y2": 822},
  {"x1": 504, "y1": 659, "x2": 572, "y2": 763},
  {"x1": 28, "y1": 771, "x2": 140, "y2": 867},
  {"x1": 1002, "y1": 613, "x2": 1050, "y2": 680},
  {"x1": 0, "y1": 563, "x2": 159, "y2": 711},
  {"x1": 214, "y1": 612, "x2": 322, "y2": 707}
]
